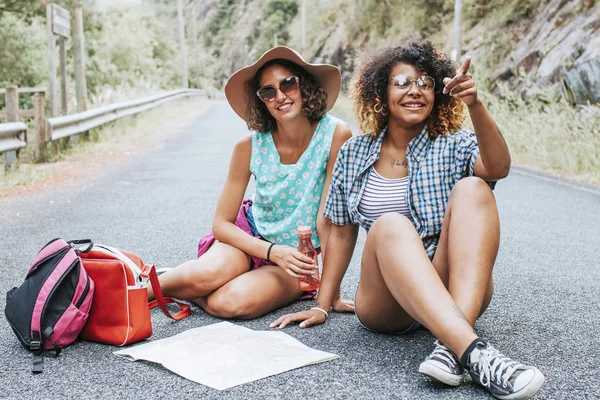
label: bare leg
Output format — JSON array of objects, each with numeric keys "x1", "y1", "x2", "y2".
[
  {"x1": 148, "y1": 242, "x2": 250, "y2": 301},
  {"x1": 357, "y1": 177, "x2": 500, "y2": 359},
  {"x1": 432, "y1": 177, "x2": 498, "y2": 326},
  {"x1": 356, "y1": 212, "x2": 477, "y2": 359},
  {"x1": 196, "y1": 265, "x2": 305, "y2": 319}
]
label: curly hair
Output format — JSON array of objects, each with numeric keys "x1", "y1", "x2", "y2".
[
  {"x1": 350, "y1": 41, "x2": 466, "y2": 138},
  {"x1": 246, "y1": 59, "x2": 328, "y2": 133}
]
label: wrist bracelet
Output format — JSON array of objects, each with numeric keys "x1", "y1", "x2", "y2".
[
  {"x1": 311, "y1": 307, "x2": 329, "y2": 319},
  {"x1": 266, "y1": 243, "x2": 275, "y2": 262}
]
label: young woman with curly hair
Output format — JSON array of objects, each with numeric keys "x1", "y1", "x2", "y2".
[
  {"x1": 149, "y1": 46, "x2": 353, "y2": 319},
  {"x1": 272, "y1": 41, "x2": 544, "y2": 399}
]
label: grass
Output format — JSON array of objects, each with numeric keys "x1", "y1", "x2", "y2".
[
  {"x1": 0, "y1": 97, "x2": 209, "y2": 198},
  {"x1": 483, "y1": 90, "x2": 600, "y2": 184},
  {"x1": 330, "y1": 91, "x2": 600, "y2": 185}
]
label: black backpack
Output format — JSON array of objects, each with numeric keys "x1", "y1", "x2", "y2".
[{"x1": 5, "y1": 239, "x2": 95, "y2": 373}]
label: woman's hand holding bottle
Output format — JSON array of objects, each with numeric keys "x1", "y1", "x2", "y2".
[{"x1": 269, "y1": 245, "x2": 317, "y2": 278}]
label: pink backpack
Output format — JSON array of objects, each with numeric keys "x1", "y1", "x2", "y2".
[{"x1": 5, "y1": 239, "x2": 95, "y2": 373}]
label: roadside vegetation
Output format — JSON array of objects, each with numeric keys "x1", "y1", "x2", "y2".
[
  {"x1": 0, "y1": 98, "x2": 208, "y2": 198},
  {"x1": 1, "y1": 0, "x2": 598, "y2": 185}
]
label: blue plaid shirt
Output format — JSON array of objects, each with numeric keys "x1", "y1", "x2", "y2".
[{"x1": 323, "y1": 126, "x2": 495, "y2": 259}]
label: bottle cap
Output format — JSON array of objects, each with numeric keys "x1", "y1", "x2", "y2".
[{"x1": 297, "y1": 226, "x2": 312, "y2": 235}]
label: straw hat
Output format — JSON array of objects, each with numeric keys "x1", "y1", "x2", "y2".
[{"x1": 224, "y1": 46, "x2": 341, "y2": 121}]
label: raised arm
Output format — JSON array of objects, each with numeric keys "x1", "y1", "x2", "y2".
[{"x1": 442, "y1": 56, "x2": 511, "y2": 180}]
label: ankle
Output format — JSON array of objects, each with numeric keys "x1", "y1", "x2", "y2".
[{"x1": 459, "y1": 337, "x2": 487, "y2": 369}]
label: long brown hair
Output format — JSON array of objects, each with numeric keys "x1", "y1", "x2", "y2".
[{"x1": 246, "y1": 59, "x2": 328, "y2": 132}]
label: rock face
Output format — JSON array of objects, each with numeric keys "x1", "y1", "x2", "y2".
[
  {"x1": 491, "y1": 0, "x2": 600, "y2": 104},
  {"x1": 201, "y1": 0, "x2": 598, "y2": 105}
]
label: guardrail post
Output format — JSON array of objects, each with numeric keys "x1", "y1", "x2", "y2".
[
  {"x1": 33, "y1": 92, "x2": 47, "y2": 163},
  {"x1": 4, "y1": 85, "x2": 19, "y2": 172}
]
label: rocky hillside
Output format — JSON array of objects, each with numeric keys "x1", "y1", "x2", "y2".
[
  {"x1": 472, "y1": 0, "x2": 600, "y2": 104},
  {"x1": 192, "y1": 0, "x2": 599, "y2": 105}
]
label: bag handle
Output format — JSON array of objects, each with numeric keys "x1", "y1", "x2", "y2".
[
  {"x1": 141, "y1": 264, "x2": 191, "y2": 321},
  {"x1": 68, "y1": 239, "x2": 94, "y2": 254},
  {"x1": 93, "y1": 245, "x2": 142, "y2": 276}
]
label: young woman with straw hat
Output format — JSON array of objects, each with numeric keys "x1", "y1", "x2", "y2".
[{"x1": 149, "y1": 46, "x2": 354, "y2": 319}]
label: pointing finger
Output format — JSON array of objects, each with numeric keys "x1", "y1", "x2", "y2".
[{"x1": 460, "y1": 55, "x2": 472, "y2": 74}]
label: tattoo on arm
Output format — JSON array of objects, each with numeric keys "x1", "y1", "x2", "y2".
[{"x1": 390, "y1": 158, "x2": 408, "y2": 168}]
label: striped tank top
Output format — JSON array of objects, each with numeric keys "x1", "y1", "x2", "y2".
[{"x1": 357, "y1": 167, "x2": 412, "y2": 221}]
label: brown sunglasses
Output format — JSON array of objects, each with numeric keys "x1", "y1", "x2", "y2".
[{"x1": 256, "y1": 75, "x2": 300, "y2": 102}]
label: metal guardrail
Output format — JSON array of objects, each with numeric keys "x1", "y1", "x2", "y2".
[
  {"x1": 0, "y1": 122, "x2": 27, "y2": 153},
  {"x1": 0, "y1": 87, "x2": 47, "y2": 95},
  {"x1": 0, "y1": 88, "x2": 204, "y2": 164},
  {"x1": 47, "y1": 89, "x2": 205, "y2": 140}
]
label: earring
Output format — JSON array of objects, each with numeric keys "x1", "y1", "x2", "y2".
[{"x1": 374, "y1": 97, "x2": 388, "y2": 116}]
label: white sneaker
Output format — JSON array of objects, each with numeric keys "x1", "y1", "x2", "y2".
[
  {"x1": 419, "y1": 340, "x2": 464, "y2": 386},
  {"x1": 467, "y1": 341, "x2": 545, "y2": 400}
]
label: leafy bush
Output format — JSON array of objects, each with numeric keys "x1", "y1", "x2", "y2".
[
  {"x1": 0, "y1": 14, "x2": 46, "y2": 109},
  {"x1": 254, "y1": 0, "x2": 299, "y2": 54},
  {"x1": 84, "y1": 8, "x2": 179, "y2": 95}
]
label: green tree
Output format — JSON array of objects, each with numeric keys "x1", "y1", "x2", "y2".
[
  {"x1": 254, "y1": 0, "x2": 299, "y2": 54},
  {"x1": 0, "y1": 0, "x2": 44, "y2": 22}
]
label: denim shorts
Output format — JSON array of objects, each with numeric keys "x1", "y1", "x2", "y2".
[
  {"x1": 197, "y1": 201, "x2": 317, "y2": 300},
  {"x1": 245, "y1": 205, "x2": 260, "y2": 237},
  {"x1": 354, "y1": 280, "x2": 423, "y2": 334}
]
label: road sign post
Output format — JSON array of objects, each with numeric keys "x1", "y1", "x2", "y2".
[
  {"x1": 46, "y1": 3, "x2": 71, "y2": 117},
  {"x1": 73, "y1": 4, "x2": 87, "y2": 113}
]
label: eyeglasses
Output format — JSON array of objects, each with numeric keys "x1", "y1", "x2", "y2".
[
  {"x1": 388, "y1": 75, "x2": 435, "y2": 93},
  {"x1": 256, "y1": 75, "x2": 300, "y2": 102}
]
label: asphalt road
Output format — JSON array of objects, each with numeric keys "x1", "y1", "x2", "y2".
[{"x1": 1, "y1": 102, "x2": 599, "y2": 400}]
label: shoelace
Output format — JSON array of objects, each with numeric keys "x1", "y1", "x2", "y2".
[
  {"x1": 428, "y1": 340, "x2": 458, "y2": 367},
  {"x1": 476, "y1": 346, "x2": 521, "y2": 388}
]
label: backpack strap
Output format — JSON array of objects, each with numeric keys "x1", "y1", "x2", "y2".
[
  {"x1": 30, "y1": 330, "x2": 43, "y2": 373},
  {"x1": 30, "y1": 328, "x2": 62, "y2": 374},
  {"x1": 141, "y1": 264, "x2": 191, "y2": 321},
  {"x1": 43, "y1": 327, "x2": 61, "y2": 357}
]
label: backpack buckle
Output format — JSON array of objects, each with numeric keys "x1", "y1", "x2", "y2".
[{"x1": 30, "y1": 340, "x2": 41, "y2": 352}]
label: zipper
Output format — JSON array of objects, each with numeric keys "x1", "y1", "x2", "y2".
[
  {"x1": 26, "y1": 245, "x2": 70, "y2": 278},
  {"x1": 74, "y1": 275, "x2": 91, "y2": 308}
]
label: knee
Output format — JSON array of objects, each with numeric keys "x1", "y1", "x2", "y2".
[
  {"x1": 450, "y1": 177, "x2": 494, "y2": 205},
  {"x1": 369, "y1": 213, "x2": 415, "y2": 240},
  {"x1": 203, "y1": 288, "x2": 254, "y2": 319},
  {"x1": 183, "y1": 263, "x2": 222, "y2": 295}
]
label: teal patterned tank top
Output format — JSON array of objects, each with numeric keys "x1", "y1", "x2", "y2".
[{"x1": 250, "y1": 114, "x2": 339, "y2": 248}]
